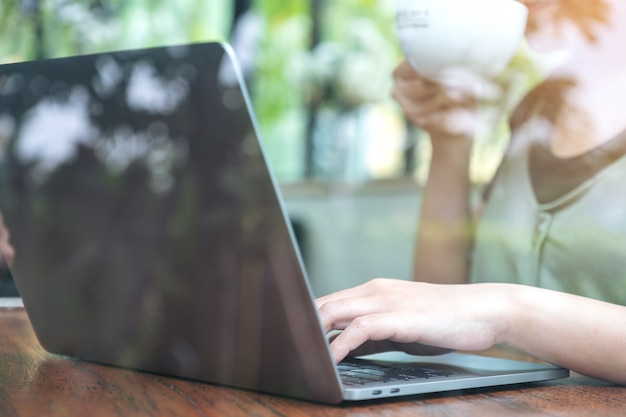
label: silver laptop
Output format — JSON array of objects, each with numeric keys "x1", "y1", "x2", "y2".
[{"x1": 0, "y1": 42, "x2": 568, "y2": 404}]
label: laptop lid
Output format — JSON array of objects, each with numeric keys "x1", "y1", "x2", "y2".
[
  {"x1": 0, "y1": 42, "x2": 344, "y2": 403},
  {"x1": 0, "y1": 42, "x2": 568, "y2": 404}
]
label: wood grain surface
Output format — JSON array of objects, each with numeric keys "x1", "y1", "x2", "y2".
[{"x1": 0, "y1": 308, "x2": 624, "y2": 417}]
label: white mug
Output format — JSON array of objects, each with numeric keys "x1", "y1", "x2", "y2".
[{"x1": 396, "y1": 0, "x2": 528, "y2": 80}]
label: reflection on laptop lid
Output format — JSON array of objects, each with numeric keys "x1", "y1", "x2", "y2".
[{"x1": 0, "y1": 42, "x2": 568, "y2": 404}]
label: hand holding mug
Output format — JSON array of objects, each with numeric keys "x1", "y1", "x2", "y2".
[
  {"x1": 392, "y1": 60, "x2": 480, "y2": 141},
  {"x1": 393, "y1": 0, "x2": 528, "y2": 141}
]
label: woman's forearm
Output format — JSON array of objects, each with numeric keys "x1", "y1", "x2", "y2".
[
  {"x1": 502, "y1": 284, "x2": 626, "y2": 385},
  {"x1": 391, "y1": 60, "x2": 479, "y2": 285},
  {"x1": 414, "y1": 137, "x2": 474, "y2": 284}
]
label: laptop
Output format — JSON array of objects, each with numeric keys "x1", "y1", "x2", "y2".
[{"x1": 0, "y1": 42, "x2": 568, "y2": 404}]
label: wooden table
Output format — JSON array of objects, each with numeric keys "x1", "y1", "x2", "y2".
[{"x1": 0, "y1": 308, "x2": 624, "y2": 417}]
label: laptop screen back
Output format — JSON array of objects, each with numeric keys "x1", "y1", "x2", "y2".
[{"x1": 0, "y1": 42, "x2": 342, "y2": 403}]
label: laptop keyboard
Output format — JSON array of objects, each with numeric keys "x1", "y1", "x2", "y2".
[{"x1": 338, "y1": 359, "x2": 473, "y2": 386}]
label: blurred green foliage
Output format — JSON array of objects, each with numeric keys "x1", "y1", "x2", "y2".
[
  {"x1": 0, "y1": 0, "x2": 401, "y2": 181},
  {"x1": 0, "y1": 0, "x2": 231, "y2": 62},
  {"x1": 0, "y1": 1, "x2": 540, "y2": 183}
]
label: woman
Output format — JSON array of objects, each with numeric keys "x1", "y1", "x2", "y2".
[{"x1": 316, "y1": 0, "x2": 626, "y2": 384}]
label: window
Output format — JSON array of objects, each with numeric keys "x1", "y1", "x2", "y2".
[{"x1": 0, "y1": 0, "x2": 532, "y2": 186}]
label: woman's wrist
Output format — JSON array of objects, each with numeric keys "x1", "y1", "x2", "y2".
[
  {"x1": 429, "y1": 132, "x2": 473, "y2": 153},
  {"x1": 490, "y1": 283, "x2": 540, "y2": 349},
  {"x1": 427, "y1": 134, "x2": 473, "y2": 180},
  {"x1": 479, "y1": 283, "x2": 525, "y2": 348}
]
